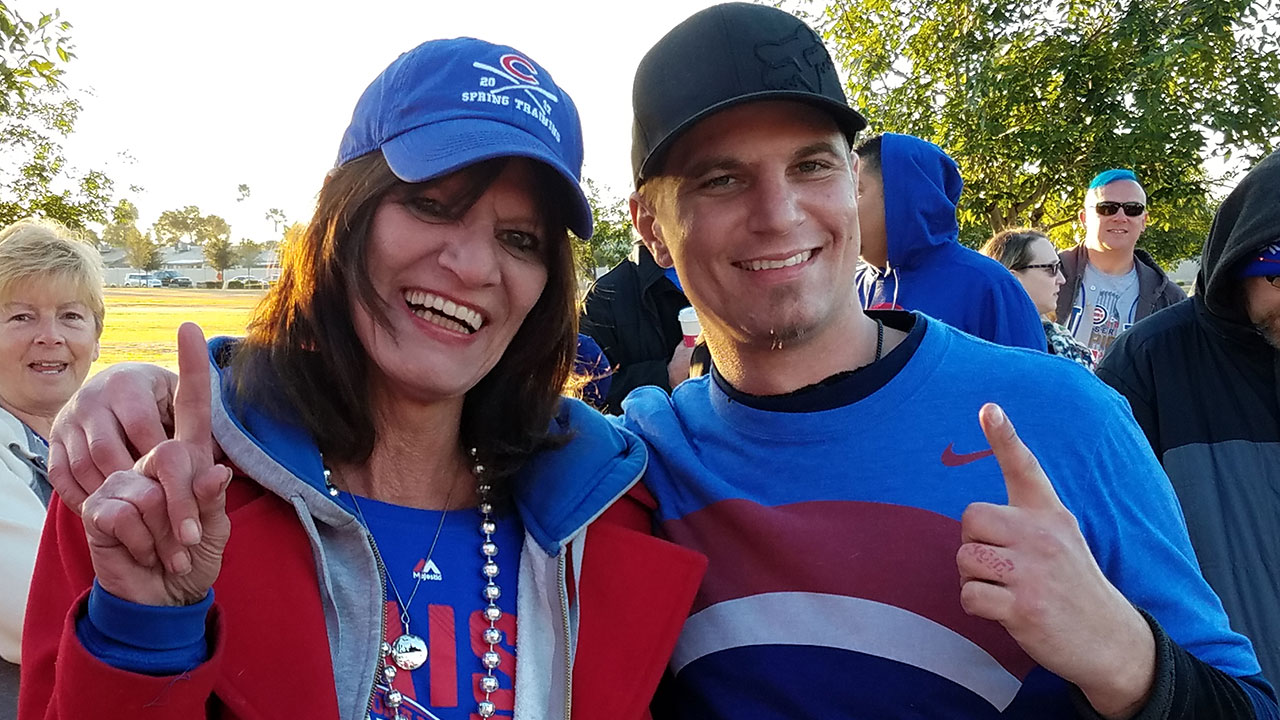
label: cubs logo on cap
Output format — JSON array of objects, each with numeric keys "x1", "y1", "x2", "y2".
[{"x1": 338, "y1": 37, "x2": 593, "y2": 239}]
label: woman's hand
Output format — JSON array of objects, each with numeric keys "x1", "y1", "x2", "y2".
[
  {"x1": 49, "y1": 362, "x2": 178, "y2": 513},
  {"x1": 80, "y1": 323, "x2": 233, "y2": 606}
]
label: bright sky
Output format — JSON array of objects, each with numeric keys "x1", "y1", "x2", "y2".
[{"x1": 21, "y1": 0, "x2": 743, "y2": 242}]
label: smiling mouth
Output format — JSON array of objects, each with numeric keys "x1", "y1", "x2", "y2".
[
  {"x1": 29, "y1": 361, "x2": 69, "y2": 375},
  {"x1": 403, "y1": 290, "x2": 485, "y2": 334},
  {"x1": 735, "y1": 249, "x2": 814, "y2": 272}
]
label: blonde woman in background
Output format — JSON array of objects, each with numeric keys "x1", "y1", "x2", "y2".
[
  {"x1": 981, "y1": 228, "x2": 1096, "y2": 370},
  {"x1": 0, "y1": 219, "x2": 103, "y2": 709}
]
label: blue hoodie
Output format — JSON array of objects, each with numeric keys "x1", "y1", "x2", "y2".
[{"x1": 855, "y1": 133, "x2": 1046, "y2": 351}]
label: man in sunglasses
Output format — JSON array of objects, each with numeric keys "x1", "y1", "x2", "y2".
[
  {"x1": 1097, "y1": 150, "x2": 1280, "y2": 688},
  {"x1": 1057, "y1": 169, "x2": 1186, "y2": 363}
]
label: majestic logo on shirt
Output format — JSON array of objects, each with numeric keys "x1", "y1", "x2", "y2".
[
  {"x1": 940, "y1": 443, "x2": 995, "y2": 467},
  {"x1": 412, "y1": 558, "x2": 443, "y2": 582}
]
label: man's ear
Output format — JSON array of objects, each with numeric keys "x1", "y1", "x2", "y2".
[{"x1": 630, "y1": 190, "x2": 675, "y2": 268}]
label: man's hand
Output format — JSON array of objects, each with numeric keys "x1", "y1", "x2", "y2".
[
  {"x1": 49, "y1": 362, "x2": 180, "y2": 513},
  {"x1": 667, "y1": 340, "x2": 695, "y2": 390},
  {"x1": 81, "y1": 323, "x2": 232, "y2": 606},
  {"x1": 957, "y1": 403, "x2": 1155, "y2": 720}
]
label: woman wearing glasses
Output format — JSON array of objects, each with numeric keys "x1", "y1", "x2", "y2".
[{"x1": 981, "y1": 228, "x2": 1096, "y2": 370}]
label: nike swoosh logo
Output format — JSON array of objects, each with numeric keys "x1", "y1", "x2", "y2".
[{"x1": 941, "y1": 443, "x2": 994, "y2": 467}]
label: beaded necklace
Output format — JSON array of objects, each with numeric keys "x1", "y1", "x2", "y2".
[{"x1": 324, "y1": 447, "x2": 507, "y2": 719}]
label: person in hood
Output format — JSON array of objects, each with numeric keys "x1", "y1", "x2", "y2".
[
  {"x1": 1058, "y1": 169, "x2": 1186, "y2": 364},
  {"x1": 854, "y1": 133, "x2": 1046, "y2": 350},
  {"x1": 20, "y1": 38, "x2": 704, "y2": 720},
  {"x1": 1097, "y1": 150, "x2": 1280, "y2": 686}
]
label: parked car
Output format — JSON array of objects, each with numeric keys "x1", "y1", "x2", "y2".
[
  {"x1": 225, "y1": 275, "x2": 265, "y2": 289},
  {"x1": 124, "y1": 273, "x2": 163, "y2": 288},
  {"x1": 169, "y1": 276, "x2": 194, "y2": 288},
  {"x1": 152, "y1": 269, "x2": 182, "y2": 286}
]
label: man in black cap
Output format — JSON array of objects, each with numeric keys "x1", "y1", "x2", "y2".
[
  {"x1": 1098, "y1": 151, "x2": 1280, "y2": 687},
  {"x1": 616, "y1": 3, "x2": 1276, "y2": 718}
]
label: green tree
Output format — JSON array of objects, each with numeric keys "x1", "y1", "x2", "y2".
[
  {"x1": 102, "y1": 199, "x2": 140, "y2": 248},
  {"x1": 121, "y1": 227, "x2": 162, "y2": 272},
  {"x1": 197, "y1": 214, "x2": 231, "y2": 246},
  {"x1": 816, "y1": 0, "x2": 1280, "y2": 265},
  {"x1": 0, "y1": 6, "x2": 114, "y2": 230},
  {"x1": 153, "y1": 206, "x2": 205, "y2": 247},
  {"x1": 234, "y1": 239, "x2": 265, "y2": 269},
  {"x1": 265, "y1": 207, "x2": 287, "y2": 235},
  {"x1": 236, "y1": 183, "x2": 250, "y2": 202},
  {"x1": 202, "y1": 235, "x2": 235, "y2": 278},
  {"x1": 0, "y1": 87, "x2": 114, "y2": 230},
  {"x1": 571, "y1": 179, "x2": 634, "y2": 284},
  {"x1": 0, "y1": 3, "x2": 74, "y2": 111}
]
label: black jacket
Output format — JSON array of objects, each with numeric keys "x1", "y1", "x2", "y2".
[
  {"x1": 579, "y1": 246, "x2": 688, "y2": 414},
  {"x1": 1098, "y1": 151, "x2": 1280, "y2": 686}
]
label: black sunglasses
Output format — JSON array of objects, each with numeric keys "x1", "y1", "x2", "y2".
[
  {"x1": 1018, "y1": 260, "x2": 1062, "y2": 276},
  {"x1": 1093, "y1": 201, "x2": 1146, "y2": 217}
]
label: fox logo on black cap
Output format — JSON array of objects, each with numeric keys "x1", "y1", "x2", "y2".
[{"x1": 754, "y1": 25, "x2": 836, "y2": 95}]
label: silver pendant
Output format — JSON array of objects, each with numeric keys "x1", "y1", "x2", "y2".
[{"x1": 390, "y1": 634, "x2": 428, "y2": 670}]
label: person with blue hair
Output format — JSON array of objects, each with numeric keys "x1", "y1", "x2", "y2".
[{"x1": 1057, "y1": 168, "x2": 1185, "y2": 363}]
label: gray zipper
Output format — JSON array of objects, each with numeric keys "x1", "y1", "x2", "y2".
[
  {"x1": 363, "y1": 530, "x2": 389, "y2": 720},
  {"x1": 558, "y1": 550, "x2": 572, "y2": 720}
]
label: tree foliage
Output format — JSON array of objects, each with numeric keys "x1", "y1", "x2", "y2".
[
  {"x1": 0, "y1": 2, "x2": 73, "y2": 112},
  {"x1": 0, "y1": 87, "x2": 113, "y2": 230},
  {"x1": 0, "y1": 5, "x2": 114, "y2": 231},
  {"x1": 153, "y1": 206, "x2": 203, "y2": 247},
  {"x1": 815, "y1": 0, "x2": 1280, "y2": 265},
  {"x1": 571, "y1": 178, "x2": 634, "y2": 284},
  {"x1": 152, "y1": 206, "x2": 235, "y2": 249},
  {"x1": 121, "y1": 227, "x2": 162, "y2": 272},
  {"x1": 265, "y1": 207, "x2": 287, "y2": 234},
  {"x1": 101, "y1": 199, "x2": 140, "y2": 249},
  {"x1": 202, "y1": 235, "x2": 235, "y2": 275},
  {"x1": 196, "y1": 216, "x2": 233, "y2": 271},
  {"x1": 234, "y1": 239, "x2": 265, "y2": 269}
]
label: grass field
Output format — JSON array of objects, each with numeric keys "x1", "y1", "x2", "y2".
[{"x1": 95, "y1": 288, "x2": 262, "y2": 375}]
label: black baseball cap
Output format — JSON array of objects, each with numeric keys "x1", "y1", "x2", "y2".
[{"x1": 631, "y1": 2, "x2": 868, "y2": 188}]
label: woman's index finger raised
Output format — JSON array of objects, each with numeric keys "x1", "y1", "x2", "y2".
[{"x1": 173, "y1": 322, "x2": 214, "y2": 459}]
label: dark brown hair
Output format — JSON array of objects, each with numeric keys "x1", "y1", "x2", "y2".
[
  {"x1": 232, "y1": 152, "x2": 579, "y2": 489},
  {"x1": 853, "y1": 134, "x2": 883, "y2": 177},
  {"x1": 980, "y1": 227, "x2": 1050, "y2": 272}
]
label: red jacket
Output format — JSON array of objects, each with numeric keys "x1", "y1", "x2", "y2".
[{"x1": 20, "y1": 479, "x2": 703, "y2": 720}]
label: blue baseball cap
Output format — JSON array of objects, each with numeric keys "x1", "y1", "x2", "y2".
[
  {"x1": 338, "y1": 37, "x2": 593, "y2": 239},
  {"x1": 1240, "y1": 242, "x2": 1280, "y2": 278}
]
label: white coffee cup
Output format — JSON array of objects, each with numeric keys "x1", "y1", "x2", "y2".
[{"x1": 678, "y1": 306, "x2": 700, "y2": 347}]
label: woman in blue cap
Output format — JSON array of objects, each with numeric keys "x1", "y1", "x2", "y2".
[{"x1": 21, "y1": 38, "x2": 703, "y2": 720}]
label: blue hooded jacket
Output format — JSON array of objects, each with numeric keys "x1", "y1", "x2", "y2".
[{"x1": 855, "y1": 133, "x2": 1046, "y2": 351}]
